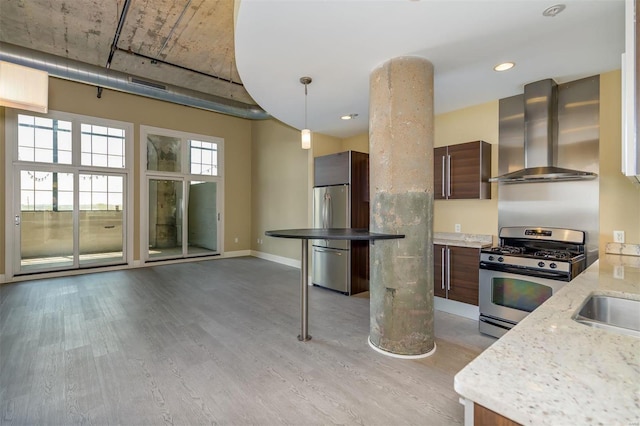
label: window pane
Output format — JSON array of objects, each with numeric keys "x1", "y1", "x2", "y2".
[
  {"x1": 33, "y1": 172, "x2": 52, "y2": 190},
  {"x1": 92, "y1": 176, "x2": 108, "y2": 192},
  {"x1": 17, "y1": 115, "x2": 72, "y2": 164},
  {"x1": 57, "y1": 191, "x2": 74, "y2": 211},
  {"x1": 57, "y1": 173, "x2": 74, "y2": 190},
  {"x1": 147, "y1": 135, "x2": 181, "y2": 172},
  {"x1": 81, "y1": 124, "x2": 127, "y2": 168},
  {"x1": 34, "y1": 148, "x2": 53, "y2": 163},
  {"x1": 108, "y1": 175, "x2": 123, "y2": 191},
  {"x1": 189, "y1": 140, "x2": 217, "y2": 176},
  {"x1": 34, "y1": 190, "x2": 53, "y2": 210},
  {"x1": 19, "y1": 147, "x2": 34, "y2": 162},
  {"x1": 187, "y1": 181, "x2": 217, "y2": 255}
]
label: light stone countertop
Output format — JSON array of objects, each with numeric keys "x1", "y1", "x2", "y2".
[
  {"x1": 433, "y1": 232, "x2": 493, "y2": 248},
  {"x1": 454, "y1": 256, "x2": 640, "y2": 426}
]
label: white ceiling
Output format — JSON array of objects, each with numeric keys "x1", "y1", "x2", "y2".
[{"x1": 235, "y1": 0, "x2": 625, "y2": 139}]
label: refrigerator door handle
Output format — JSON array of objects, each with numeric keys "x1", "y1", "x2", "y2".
[
  {"x1": 326, "y1": 193, "x2": 333, "y2": 227},
  {"x1": 322, "y1": 192, "x2": 329, "y2": 228},
  {"x1": 314, "y1": 248, "x2": 343, "y2": 255}
]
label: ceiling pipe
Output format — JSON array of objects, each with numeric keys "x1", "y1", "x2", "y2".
[
  {"x1": 0, "y1": 42, "x2": 270, "y2": 120},
  {"x1": 99, "y1": 0, "x2": 133, "y2": 98}
]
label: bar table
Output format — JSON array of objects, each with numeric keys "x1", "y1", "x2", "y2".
[{"x1": 265, "y1": 228, "x2": 405, "y2": 341}]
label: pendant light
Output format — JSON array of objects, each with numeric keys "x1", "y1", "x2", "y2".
[{"x1": 300, "y1": 76, "x2": 312, "y2": 149}]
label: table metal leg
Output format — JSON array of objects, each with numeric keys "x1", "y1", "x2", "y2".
[{"x1": 298, "y1": 239, "x2": 311, "y2": 341}]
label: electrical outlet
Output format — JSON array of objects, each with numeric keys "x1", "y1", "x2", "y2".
[
  {"x1": 613, "y1": 230, "x2": 625, "y2": 244},
  {"x1": 455, "y1": 224, "x2": 461, "y2": 233},
  {"x1": 257, "y1": 238, "x2": 260, "y2": 244},
  {"x1": 234, "y1": 237, "x2": 239, "y2": 243},
  {"x1": 613, "y1": 265, "x2": 625, "y2": 279}
]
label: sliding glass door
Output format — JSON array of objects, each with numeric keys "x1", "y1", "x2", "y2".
[
  {"x1": 18, "y1": 169, "x2": 75, "y2": 272},
  {"x1": 7, "y1": 110, "x2": 132, "y2": 276},
  {"x1": 143, "y1": 127, "x2": 223, "y2": 261}
]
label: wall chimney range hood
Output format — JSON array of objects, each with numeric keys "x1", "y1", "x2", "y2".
[{"x1": 489, "y1": 79, "x2": 598, "y2": 184}]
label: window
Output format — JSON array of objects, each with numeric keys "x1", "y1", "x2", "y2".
[
  {"x1": 20, "y1": 170, "x2": 73, "y2": 211},
  {"x1": 18, "y1": 115, "x2": 72, "y2": 164},
  {"x1": 6, "y1": 109, "x2": 133, "y2": 276},
  {"x1": 79, "y1": 174, "x2": 124, "y2": 211},
  {"x1": 81, "y1": 124, "x2": 126, "y2": 168},
  {"x1": 190, "y1": 140, "x2": 218, "y2": 176}
]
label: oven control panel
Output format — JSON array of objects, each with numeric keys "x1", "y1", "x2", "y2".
[{"x1": 480, "y1": 252, "x2": 571, "y2": 273}]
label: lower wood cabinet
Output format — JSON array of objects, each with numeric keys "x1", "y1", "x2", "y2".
[
  {"x1": 433, "y1": 244, "x2": 479, "y2": 306},
  {"x1": 474, "y1": 403, "x2": 521, "y2": 426}
]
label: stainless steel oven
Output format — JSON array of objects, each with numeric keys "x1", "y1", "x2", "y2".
[
  {"x1": 479, "y1": 269, "x2": 566, "y2": 337},
  {"x1": 479, "y1": 226, "x2": 587, "y2": 338}
]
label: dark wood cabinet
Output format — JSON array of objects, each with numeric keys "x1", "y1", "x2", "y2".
[
  {"x1": 474, "y1": 404, "x2": 521, "y2": 426},
  {"x1": 434, "y1": 140, "x2": 491, "y2": 200},
  {"x1": 433, "y1": 244, "x2": 479, "y2": 306},
  {"x1": 314, "y1": 151, "x2": 369, "y2": 295}
]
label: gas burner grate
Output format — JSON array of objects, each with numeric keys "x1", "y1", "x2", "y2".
[
  {"x1": 486, "y1": 246, "x2": 526, "y2": 255},
  {"x1": 532, "y1": 250, "x2": 576, "y2": 260}
]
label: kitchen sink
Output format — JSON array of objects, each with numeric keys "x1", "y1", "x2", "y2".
[{"x1": 573, "y1": 294, "x2": 640, "y2": 338}]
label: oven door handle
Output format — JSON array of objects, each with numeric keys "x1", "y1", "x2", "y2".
[{"x1": 479, "y1": 262, "x2": 570, "y2": 281}]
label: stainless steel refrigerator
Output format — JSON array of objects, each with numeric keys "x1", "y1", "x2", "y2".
[{"x1": 312, "y1": 184, "x2": 350, "y2": 293}]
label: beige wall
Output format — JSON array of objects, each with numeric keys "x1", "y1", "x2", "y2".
[
  {"x1": 1, "y1": 77, "x2": 253, "y2": 276},
  {"x1": 251, "y1": 119, "x2": 309, "y2": 260},
  {"x1": 341, "y1": 133, "x2": 369, "y2": 153},
  {"x1": 250, "y1": 120, "x2": 344, "y2": 261},
  {"x1": 0, "y1": 107, "x2": 5, "y2": 274},
  {"x1": 599, "y1": 70, "x2": 640, "y2": 250}
]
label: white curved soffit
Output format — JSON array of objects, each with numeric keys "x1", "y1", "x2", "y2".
[{"x1": 235, "y1": 0, "x2": 623, "y2": 139}]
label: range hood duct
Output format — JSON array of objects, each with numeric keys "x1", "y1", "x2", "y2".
[
  {"x1": 490, "y1": 79, "x2": 597, "y2": 183},
  {"x1": 0, "y1": 42, "x2": 270, "y2": 120}
]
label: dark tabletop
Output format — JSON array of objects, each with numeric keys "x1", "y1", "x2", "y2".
[{"x1": 265, "y1": 228, "x2": 405, "y2": 241}]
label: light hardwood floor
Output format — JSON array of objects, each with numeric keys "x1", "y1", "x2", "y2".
[{"x1": 0, "y1": 257, "x2": 495, "y2": 425}]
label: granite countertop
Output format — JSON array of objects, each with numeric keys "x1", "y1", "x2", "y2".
[
  {"x1": 433, "y1": 232, "x2": 493, "y2": 248},
  {"x1": 454, "y1": 255, "x2": 640, "y2": 425}
]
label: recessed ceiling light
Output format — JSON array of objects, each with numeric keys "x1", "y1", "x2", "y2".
[
  {"x1": 542, "y1": 4, "x2": 566, "y2": 17},
  {"x1": 494, "y1": 62, "x2": 515, "y2": 72},
  {"x1": 341, "y1": 114, "x2": 358, "y2": 120}
]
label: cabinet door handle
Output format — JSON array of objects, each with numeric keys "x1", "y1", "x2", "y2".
[
  {"x1": 446, "y1": 247, "x2": 451, "y2": 291},
  {"x1": 441, "y1": 247, "x2": 445, "y2": 289},
  {"x1": 447, "y1": 154, "x2": 452, "y2": 197},
  {"x1": 441, "y1": 156, "x2": 446, "y2": 197}
]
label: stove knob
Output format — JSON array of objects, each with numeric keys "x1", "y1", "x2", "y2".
[
  {"x1": 498, "y1": 257, "x2": 504, "y2": 262},
  {"x1": 488, "y1": 255, "x2": 495, "y2": 261},
  {"x1": 550, "y1": 263, "x2": 557, "y2": 269},
  {"x1": 538, "y1": 261, "x2": 545, "y2": 268}
]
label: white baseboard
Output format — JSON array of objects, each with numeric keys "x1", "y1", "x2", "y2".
[
  {"x1": 434, "y1": 297, "x2": 479, "y2": 321},
  {"x1": 251, "y1": 250, "x2": 300, "y2": 269},
  {"x1": 222, "y1": 250, "x2": 252, "y2": 258}
]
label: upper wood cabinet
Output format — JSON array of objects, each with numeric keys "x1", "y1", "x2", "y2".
[{"x1": 434, "y1": 140, "x2": 492, "y2": 200}]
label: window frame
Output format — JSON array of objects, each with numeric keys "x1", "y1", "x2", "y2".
[
  {"x1": 4, "y1": 108, "x2": 134, "y2": 279},
  {"x1": 139, "y1": 125, "x2": 225, "y2": 263}
]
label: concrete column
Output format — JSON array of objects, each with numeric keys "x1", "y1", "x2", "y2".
[{"x1": 368, "y1": 56, "x2": 435, "y2": 357}]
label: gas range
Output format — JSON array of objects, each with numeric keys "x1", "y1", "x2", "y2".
[{"x1": 480, "y1": 227, "x2": 587, "y2": 281}]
